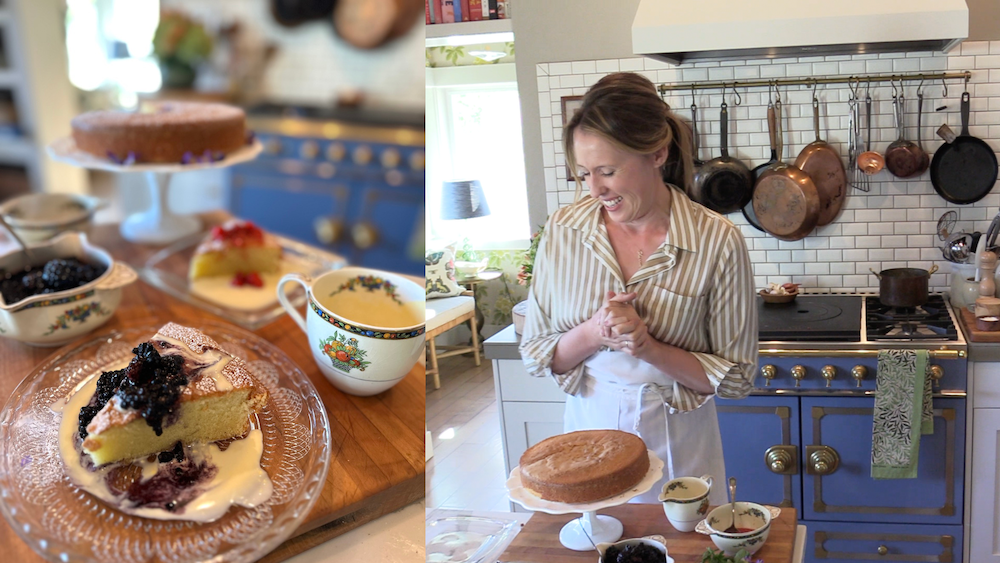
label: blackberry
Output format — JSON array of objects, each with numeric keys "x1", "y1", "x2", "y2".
[
  {"x1": 0, "y1": 277, "x2": 25, "y2": 304},
  {"x1": 158, "y1": 442, "x2": 185, "y2": 463},
  {"x1": 78, "y1": 365, "x2": 130, "y2": 439},
  {"x1": 21, "y1": 270, "x2": 44, "y2": 295},
  {"x1": 115, "y1": 344, "x2": 187, "y2": 435},
  {"x1": 602, "y1": 544, "x2": 662, "y2": 563},
  {"x1": 41, "y1": 259, "x2": 87, "y2": 292}
]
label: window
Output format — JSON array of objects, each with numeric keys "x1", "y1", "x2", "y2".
[{"x1": 426, "y1": 64, "x2": 529, "y2": 249}]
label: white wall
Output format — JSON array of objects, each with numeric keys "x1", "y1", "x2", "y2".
[{"x1": 533, "y1": 42, "x2": 1000, "y2": 293}]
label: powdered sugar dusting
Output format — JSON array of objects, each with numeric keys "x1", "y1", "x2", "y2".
[{"x1": 156, "y1": 323, "x2": 220, "y2": 353}]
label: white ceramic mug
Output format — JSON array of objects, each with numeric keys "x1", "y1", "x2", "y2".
[
  {"x1": 658, "y1": 474, "x2": 713, "y2": 532},
  {"x1": 277, "y1": 267, "x2": 425, "y2": 396}
]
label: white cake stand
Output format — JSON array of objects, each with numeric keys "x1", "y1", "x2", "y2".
[
  {"x1": 506, "y1": 450, "x2": 664, "y2": 551},
  {"x1": 47, "y1": 137, "x2": 263, "y2": 245}
]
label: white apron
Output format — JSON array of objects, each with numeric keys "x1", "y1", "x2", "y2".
[{"x1": 564, "y1": 350, "x2": 729, "y2": 505}]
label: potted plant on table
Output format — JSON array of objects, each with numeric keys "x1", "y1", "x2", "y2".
[
  {"x1": 153, "y1": 11, "x2": 213, "y2": 89},
  {"x1": 513, "y1": 226, "x2": 544, "y2": 334}
]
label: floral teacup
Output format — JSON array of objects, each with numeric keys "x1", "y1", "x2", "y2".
[
  {"x1": 658, "y1": 474, "x2": 713, "y2": 532},
  {"x1": 277, "y1": 266, "x2": 425, "y2": 396}
]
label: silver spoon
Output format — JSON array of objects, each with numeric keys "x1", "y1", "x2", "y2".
[
  {"x1": 0, "y1": 213, "x2": 34, "y2": 264},
  {"x1": 724, "y1": 477, "x2": 739, "y2": 533}
]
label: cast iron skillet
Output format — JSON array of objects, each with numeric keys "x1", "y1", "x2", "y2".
[
  {"x1": 691, "y1": 102, "x2": 752, "y2": 215},
  {"x1": 743, "y1": 104, "x2": 778, "y2": 232},
  {"x1": 930, "y1": 92, "x2": 998, "y2": 204}
]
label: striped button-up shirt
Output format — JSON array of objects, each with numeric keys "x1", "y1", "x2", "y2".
[{"x1": 519, "y1": 185, "x2": 758, "y2": 412}]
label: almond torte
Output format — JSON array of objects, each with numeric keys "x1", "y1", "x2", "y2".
[{"x1": 518, "y1": 429, "x2": 650, "y2": 504}]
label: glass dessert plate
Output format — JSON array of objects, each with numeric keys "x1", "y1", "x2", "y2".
[
  {"x1": 138, "y1": 231, "x2": 346, "y2": 330},
  {"x1": 0, "y1": 322, "x2": 332, "y2": 563}
]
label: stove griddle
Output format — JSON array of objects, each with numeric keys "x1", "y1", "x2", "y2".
[{"x1": 758, "y1": 295, "x2": 863, "y2": 342}]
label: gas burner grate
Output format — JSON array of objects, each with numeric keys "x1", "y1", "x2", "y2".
[{"x1": 866, "y1": 295, "x2": 959, "y2": 341}]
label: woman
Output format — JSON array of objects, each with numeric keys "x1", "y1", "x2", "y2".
[{"x1": 519, "y1": 72, "x2": 757, "y2": 505}]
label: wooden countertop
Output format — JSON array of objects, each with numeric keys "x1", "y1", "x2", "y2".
[
  {"x1": 500, "y1": 504, "x2": 797, "y2": 563},
  {"x1": 0, "y1": 215, "x2": 425, "y2": 563}
]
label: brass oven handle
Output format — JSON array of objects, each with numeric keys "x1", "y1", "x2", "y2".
[
  {"x1": 791, "y1": 365, "x2": 806, "y2": 387},
  {"x1": 806, "y1": 445, "x2": 840, "y2": 475},
  {"x1": 929, "y1": 365, "x2": 944, "y2": 388},
  {"x1": 765, "y1": 445, "x2": 797, "y2": 475},
  {"x1": 761, "y1": 364, "x2": 777, "y2": 387},
  {"x1": 759, "y1": 349, "x2": 964, "y2": 359},
  {"x1": 852, "y1": 365, "x2": 867, "y2": 388},
  {"x1": 821, "y1": 365, "x2": 836, "y2": 388}
]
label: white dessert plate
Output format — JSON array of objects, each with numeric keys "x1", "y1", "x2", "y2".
[
  {"x1": 47, "y1": 137, "x2": 263, "y2": 173},
  {"x1": 138, "y1": 230, "x2": 347, "y2": 330},
  {"x1": 0, "y1": 322, "x2": 332, "y2": 563},
  {"x1": 505, "y1": 450, "x2": 664, "y2": 514}
]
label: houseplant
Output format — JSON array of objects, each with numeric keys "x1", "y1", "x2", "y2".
[
  {"x1": 512, "y1": 226, "x2": 544, "y2": 334},
  {"x1": 153, "y1": 11, "x2": 213, "y2": 89}
]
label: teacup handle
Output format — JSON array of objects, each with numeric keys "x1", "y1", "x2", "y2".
[
  {"x1": 277, "y1": 273, "x2": 313, "y2": 334},
  {"x1": 700, "y1": 474, "x2": 713, "y2": 491}
]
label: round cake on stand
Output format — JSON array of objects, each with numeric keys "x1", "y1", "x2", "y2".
[
  {"x1": 506, "y1": 450, "x2": 664, "y2": 551},
  {"x1": 47, "y1": 137, "x2": 262, "y2": 245}
]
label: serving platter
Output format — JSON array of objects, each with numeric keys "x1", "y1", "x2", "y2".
[
  {"x1": 506, "y1": 451, "x2": 663, "y2": 550},
  {"x1": 0, "y1": 322, "x2": 331, "y2": 563},
  {"x1": 138, "y1": 231, "x2": 346, "y2": 330}
]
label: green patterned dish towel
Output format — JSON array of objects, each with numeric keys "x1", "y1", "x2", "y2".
[{"x1": 871, "y1": 349, "x2": 934, "y2": 479}]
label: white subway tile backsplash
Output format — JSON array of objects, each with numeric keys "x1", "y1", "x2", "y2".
[
  {"x1": 619, "y1": 58, "x2": 644, "y2": 71},
  {"x1": 537, "y1": 48, "x2": 1000, "y2": 291},
  {"x1": 549, "y1": 62, "x2": 573, "y2": 75}
]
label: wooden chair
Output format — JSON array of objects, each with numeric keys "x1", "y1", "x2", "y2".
[{"x1": 425, "y1": 290, "x2": 481, "y2": 389}]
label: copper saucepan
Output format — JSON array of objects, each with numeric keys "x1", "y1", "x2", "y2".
[{"x1": 870, "y1": 265, "x2": 939, "y2": 308}]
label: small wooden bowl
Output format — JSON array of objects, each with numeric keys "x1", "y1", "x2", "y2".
[
  {"x1": 759, "y1": 289, "x2": 797, "y2": 304},
  {"x1": 976, "y1": 316, "x2": 1000, "y2": 332}
]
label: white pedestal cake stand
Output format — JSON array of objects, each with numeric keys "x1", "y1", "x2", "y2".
[
  {"x1": 47, "y1": 137, "x2": 263, "y2": 245},
  {"x1": 506, "y1": 451, "x2": 664, "y2": 551}
]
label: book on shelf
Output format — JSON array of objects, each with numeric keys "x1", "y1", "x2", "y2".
[
  {"x1": 442, "y1": 0, "x2": 454, "y2": 23},
  {"x1": 497, "y1": 0, "x2": 508, "y2": 19},
  {"x1": 469, "y1": 0, "x2": 483, "y2": 20},
  {"x1": 460, "y1": 0, "x2": 471, "y2": 21},
  {"x1": 453, "y1": 0, "x2": 462, "y2": 22},
  {"x1": 426, "y1": 0, "x2": 432, "y2": 24},
  {"x1": 487, "y1": 0, "x2": 498, "y2": 20}
]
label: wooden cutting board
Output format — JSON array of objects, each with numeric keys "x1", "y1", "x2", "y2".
[
  {"x1": 0, "y1": 214, "x2": 424, "y2": 563},
  {"x1": 499, "y1": 503, "x2": 796, "y2": 563},
  {"x1": 958, "y1": 307, "x2": 1000, "y2": 342}
]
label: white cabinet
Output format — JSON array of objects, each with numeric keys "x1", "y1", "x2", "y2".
[
  {"x1": 968, "y1": 361, "x2": 1000, "y2": 563},
  {"x1": 492, "y1": 355, "x2": 567, "y2": 512}
]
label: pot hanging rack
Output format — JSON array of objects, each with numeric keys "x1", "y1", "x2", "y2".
[{"x1": 657, "y1": 70, "x2": 970, "y2": 96}]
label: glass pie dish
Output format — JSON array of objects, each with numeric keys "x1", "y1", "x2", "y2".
[
  {"x1": 0, "y1": 322, "x2": 332, "y2": 563},
  {"x1": 426, "y1": 514, "x2": 520, "y2": 563},
  {"x1": 138, "y1": 230, "x2": 346, "y2": 330}
]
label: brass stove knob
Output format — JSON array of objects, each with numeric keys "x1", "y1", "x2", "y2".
[
  {"x1": 326, "y1": 142, "x2": 346, "y2": 162},
  {"x1": 791, "y1": 365, "x2": 806, "y2": 387},
  {"x1": 761, "y1": 365, "x2": 777, "y2": 387},
  {"x1": 380, "y1": 148, "x2": 401, "y2": 168},
  {"x1": 821, "y1": 365, "x2": 836, "y2": 388},
  {"x1": 851, "y1": 365, "x2": 868, "y2": 388},
  {"x1": 299, "y1": 140, "x2": 319, "y2": 160},
  {"x1": 929, "y1": 365, "x2": 944, "y2": 388},
  {"x1": 409, "y1": 150, "x2": 425, "y2": 170},
  {"x1": 353, "y1": 145, "x2": 373, "y2": 166},
  {"x1": 764, "y1": 445, "x2": 797, "y2": 475},
  {"x1": 314, "y1": 217, "x2": 344, "y2": 244},
  {"x1": 351, "y1": 222, "x2": 378, "y2": 249},
  {"x1": 807, "y1": 445, "x2": 840, "y2": 475},
  {"x1": 877, "y1": 545, "x2": 888, "y2": 556}
]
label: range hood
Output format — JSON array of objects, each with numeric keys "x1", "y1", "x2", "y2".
[{"x1": 633, "y1": 0, "x2": 969, "y2": 65}]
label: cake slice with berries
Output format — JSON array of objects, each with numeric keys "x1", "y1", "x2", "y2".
[
  {"x1": 188, "y1": 220, "x2": 282, "y2": 286},
  {"x1": 78, "y1": 322, "x2": 268, "y2": 466}
]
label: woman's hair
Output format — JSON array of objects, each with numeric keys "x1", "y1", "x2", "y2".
[{"x1": 564, "y1": 72, "x2": 694, "y2": 196}]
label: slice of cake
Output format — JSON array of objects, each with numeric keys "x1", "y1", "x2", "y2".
[
  {"x1": 519, "y1": 429, "x2": 650, "y2": 504},
  {"x1": 188, "y1": 220, "x2": 283, "y2": 283},
  {"x1": 79, "y1": 322, "x2": 268, "y2": 466}
]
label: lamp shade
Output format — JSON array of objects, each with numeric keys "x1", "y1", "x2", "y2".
[{"x1": 441, "y1": 180, "x2": 491, "y2": 220}]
